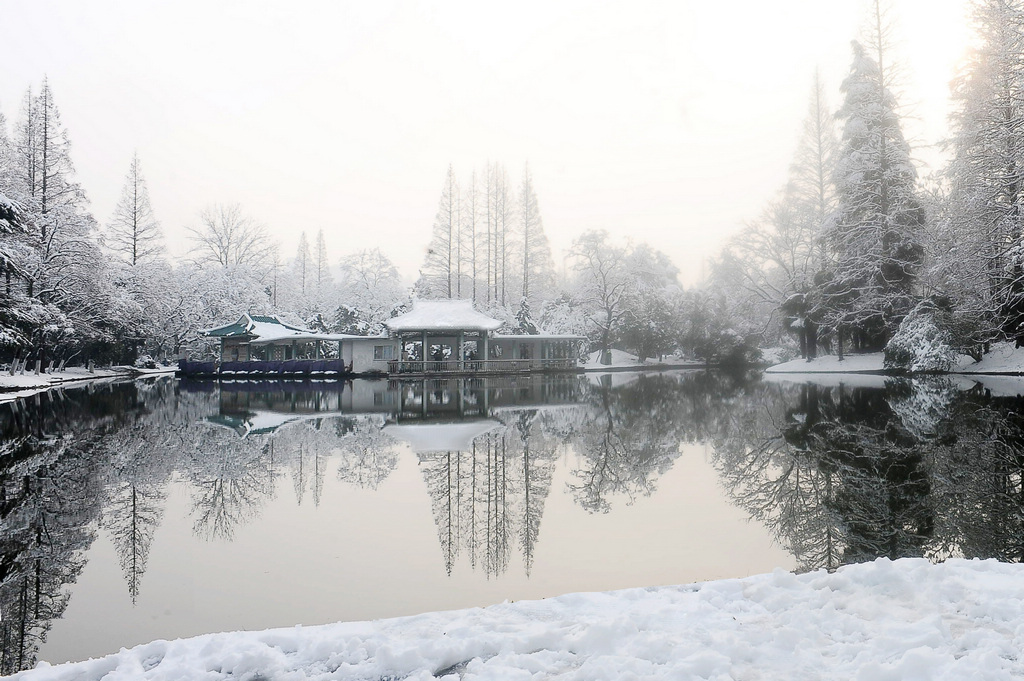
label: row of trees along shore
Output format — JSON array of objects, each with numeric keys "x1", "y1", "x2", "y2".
[
  {"x1": 0, "y1": 82, "x2": 691, "y2": 367},
  {"x1": 5, "y1": 0, "x2": 1024, "y2": 369}
]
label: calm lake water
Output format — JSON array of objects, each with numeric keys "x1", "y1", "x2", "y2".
[{"x1": 2, "y1": 370, "x2": 1023, "y2": 670}]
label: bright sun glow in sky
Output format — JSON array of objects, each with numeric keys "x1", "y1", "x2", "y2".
[{"x1": 1, "y1": 0, "x2": 973, "y2": 285}]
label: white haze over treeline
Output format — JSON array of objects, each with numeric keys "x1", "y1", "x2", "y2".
[{"x1": 0, "y1": 0, "x2": 1014, "y2": 371}]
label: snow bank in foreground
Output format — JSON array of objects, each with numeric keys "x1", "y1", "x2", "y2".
[{"x1": 17, "y1": 558, "x2": 1024, "y2": 680}]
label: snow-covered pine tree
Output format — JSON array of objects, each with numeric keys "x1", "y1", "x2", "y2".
[
  {"x1": 0, "y1": 108, "x2": 12, "y2": 189},
  {"x1": 17, "y1": 80, "x2": 99, "y2": 301},
  {"x1": 495, "y1": 165, "x2": 516, "y2": 307},
  {"x1": 939, "y1": 0, "x2": 1024, "y2": 345},
  {"x1": 518, "y1": 164, "x2": 555, "y2": 306},
  {"x1": 420, "y1": 165, "x2": 459, "y2": 298},
  {"x1": 107, "y1": 152, "x2": 163, "y2": 267},
  {"x1": 314, "y1": 229, "x2": 332, "y2": 293},
  {"x1": 821, "y1": 24, "x2": 925, "y2": 352},
  {"x1": 461, "y1": 170, "x2": 480, "y2": 303},
  {"x1": 6, "y1": 80, "x2": 109, "y2": 359},
  {"x1": 483, "y1": 162, "x2": 516, "y2": 307},
  {"x1": 308, "y1": 228, "x2": 334, "y2": 317},
  {"x1": 293, "y1": 231, "x2": 311, "y2": 296}
]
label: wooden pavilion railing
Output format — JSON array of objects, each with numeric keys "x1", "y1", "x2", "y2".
[{"x1": 385, "y1": 358, "x2": 578, "y2": 375}]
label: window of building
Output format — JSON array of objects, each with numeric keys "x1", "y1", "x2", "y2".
[{"x1": 374, "y1": 345, "x2": 395, "y2": 361}]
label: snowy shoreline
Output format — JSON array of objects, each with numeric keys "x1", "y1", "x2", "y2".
[
  {"x1": 13, "y1": 558, "x2": 1024, "y2": 680},
  {"x1": 0, "y1": 366, "x2": 176, "y2": 403},
  {"x1": 766, "y1": 341, "x2": 1024, "y2": 377}
]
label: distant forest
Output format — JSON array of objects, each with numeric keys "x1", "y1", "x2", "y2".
[{"x1": 3, "y1": 0, "x2": 1024, "y2": 370}]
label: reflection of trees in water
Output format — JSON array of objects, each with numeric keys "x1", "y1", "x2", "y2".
[
  {"x1": 98, "y1": 378, "x2": 196, "y2": 603},
  {"x1": 926, "y1": 390, "x2": 1024, "y2": 563},
  {"x1": 566, "y1": 372, "x2": 734, "y2": 513},
  {"x1": 711, "y1": 378, "x2": 1024, "y2": 572},
  {"x1": 0, "y1": 384, "x2": 140, "y2": 673},
  {"x1": 333, "y1": 416, "x2": 399, "y2": 491},
  {"x1": 187, "y1": 429, "x2": 276, "y2": 542},
  {"x1": 418, "y1": 410, "x2": 560, "y2": 577}
]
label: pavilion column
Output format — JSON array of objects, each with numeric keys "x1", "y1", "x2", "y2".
[
  {"x1": 481, "y1": 332, "x2": 489, "y2": 372},
  {"x1": 458, "y1": 331, "x2": 465, "y2": 370},
  {"x1": 422, "y1": 330, "x2": 428, "y2": 367}
]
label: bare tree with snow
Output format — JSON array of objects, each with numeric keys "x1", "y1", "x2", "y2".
[{"x1": 106, "y1": 153, "x2": 163, "y2": 267}]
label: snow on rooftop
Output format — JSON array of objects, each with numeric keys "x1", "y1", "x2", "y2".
[
  {"x1": 383, "y1": 419, "x2": 502, "y2": 452},
  {"x1": 16, "y1": 558, "x2": 1024, "y2": 680},
  {"x1": 385, "y1": 300, "x2": 503, "y2": 332},
  {"x1": 204, "y1": 314, "x2": 370, "y2": 344}
]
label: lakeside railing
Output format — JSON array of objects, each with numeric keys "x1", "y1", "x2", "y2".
[{"x1": 177, "y1": 357, "x2": 579, "y2": 378}]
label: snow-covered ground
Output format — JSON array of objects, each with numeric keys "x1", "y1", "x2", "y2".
[
  {"x1": 0, "y1": 365, "x2": 176, "y2": 403},
  {"x1": 958, "y1": 342, "x2": 1024, "y2": 374},
  {"x1": 583, "y1": 349, "x2": 702, "y2": 371},
  {"x1": 765, "y1": 352, "x2": 888, "y2": 374},
  {"x1": 14, "y1": 558, "x2": 1023, "y2": 680},
  {"x1": 766, "y1": 342, "x2": 1024, "y2": 377}
]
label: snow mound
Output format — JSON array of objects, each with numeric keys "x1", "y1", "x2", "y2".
[{"x1": 16, "y1": 558, "x2": 1024, "y2": 680}]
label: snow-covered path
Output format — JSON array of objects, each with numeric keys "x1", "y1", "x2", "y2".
[{"x1": 15, "y1": 558, "x2": 1023, "y2": 680}]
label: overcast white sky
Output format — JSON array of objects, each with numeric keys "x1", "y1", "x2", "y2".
[{"x1": 0, "y1": 0, "x2": 973, "y2": 285}]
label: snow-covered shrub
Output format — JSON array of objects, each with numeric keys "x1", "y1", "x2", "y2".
[
  {"x1": 716, "y1": 329, "x2": 761, "y2": 367},
  {"x1": 884, "y1": 301, "x2": 958, "y2": 372},
  {"x1": 134, "y1": 354, "x2": 157, "y2": 369},
  {"x1": 759, "y1": 346, "x2": 797, "y2": 366}
]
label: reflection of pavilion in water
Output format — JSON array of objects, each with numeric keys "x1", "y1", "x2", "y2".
[
  {"x1": 195, "y1": 375, "x2": 584, "y2": 578},
  {"x1": 206, "y1": 374, "x2": 585, "y2": 427}
]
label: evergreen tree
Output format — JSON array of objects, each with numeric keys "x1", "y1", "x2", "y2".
[
  {"x1": 314, "y1": 228, "x2": 332, "y2": 292},
  {"x1": 518, "y1": 164, "x2": 555, "y2": 305},
  {"x1": 419, "y1": 165, "x2": 459, "y2": 298},
  {"x1": 939, "y1": 0, "x2": 1024, "y2": 345},
  {"x1": 294, "y1": 231, "x2": 311, "y2": 296},
  {"x1": 820, "y1": 34, "x2": 925, "y2": 351},
  {"x1": 484, "y1": 162, "x2": 516, "y2": 307},
  {"x1": 0, "y1": 108, "x2": 12, "y2": 189},
  {"x1": 1, "y1": 80, "x2": 110, "y2": 360},
  {"x1": 461, "y1": 170, "x2": 480, "y2": 303}
]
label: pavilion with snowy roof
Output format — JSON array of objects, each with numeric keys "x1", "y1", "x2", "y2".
[
  {"x1": 382, "y1": 300, "x2": 584, "y2": 374},
  {"x1": 202, "y1": 314, "x2": 365, "y2": 363}
]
